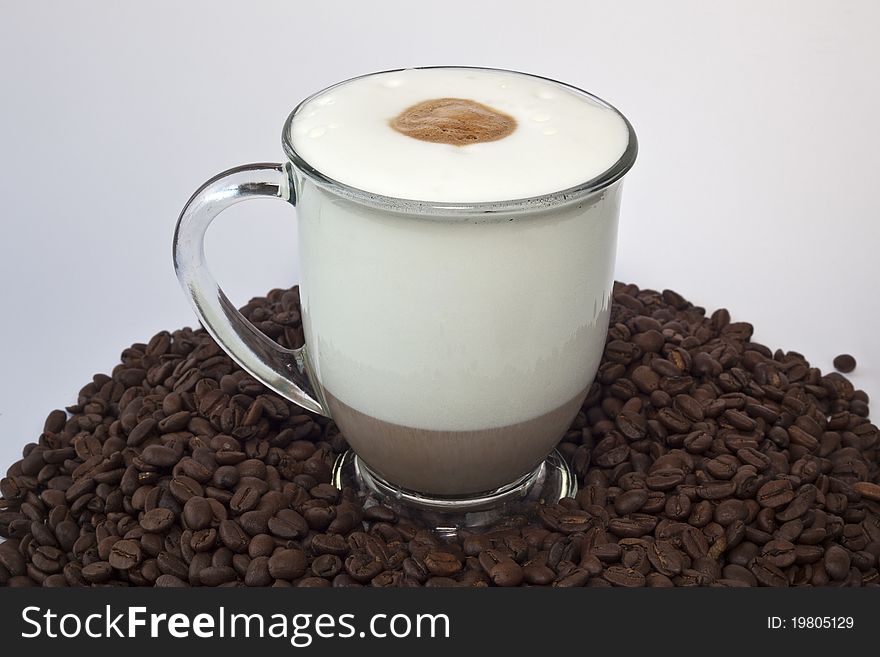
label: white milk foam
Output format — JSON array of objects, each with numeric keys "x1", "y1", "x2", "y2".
[
  {"x1": 290, "y1": 68, "x2": 629, "y2": 202},
  {"x1": 297, "y1": 182, "x2": 622, "y2": 432}
]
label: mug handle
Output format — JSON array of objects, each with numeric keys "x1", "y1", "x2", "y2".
[{"x1": 172, "y1": 162, "x2": 326, "y2": 416}]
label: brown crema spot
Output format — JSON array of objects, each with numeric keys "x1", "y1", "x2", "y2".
[{"x1": 390, "y1": 97, "x2": 517, "y2": 146}]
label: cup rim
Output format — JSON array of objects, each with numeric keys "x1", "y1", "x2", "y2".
[{"x1": 281, "y1": 66, "x2": 638, "y2": 216}]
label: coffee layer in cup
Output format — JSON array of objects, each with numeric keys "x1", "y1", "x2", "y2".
[{"x1": 324, "y1": 388, "x2": 587, "y2": 496}]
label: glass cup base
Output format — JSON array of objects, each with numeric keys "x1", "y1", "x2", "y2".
[{"x1": 331, "y1": 449, "x2": 577, "y2": 536}]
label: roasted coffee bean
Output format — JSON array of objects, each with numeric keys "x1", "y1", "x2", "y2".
[
  {"x1": 108, "y1": 539, "x2": 142, "y2": 570},
  {"x1": 706, "y1": 456, "x2": 738, "y2": 480},
  {"x1": 646, "y1": 468, "x2": 684, "y2": 491},
  {"x1": 714, "y1": 499, "x2": 747, "y2": 526},
  {"x1": 757, "y1": 480, "x2": 795, "y2": 509},
  {"x1": 642, "y1": 491, "x2": 666, "y2": 514},
  {"x1": 554, "y1": 567, "x2": 589, "y2": 587},
  {"x1": 727, "y1": 541, "x2": 759, "y2": 568},
  {"x1": 697, "y1": 481, "x2": 737, "y2": 501},
  {"x1": 603, "y1": 565, "x2": 645, "y2": 587},
  {"x1": 614, "y1": 489, "x2": 648, "y2": 515},
  {"x1": 296, "y1": 575, "x2": 332, "y2": 588},
  {"x1": 308, "y1": 533, "x2": 346, "y2": 557},
  {"x1": 239, "y1": 510, "x2": 271, "y2": 536},
  {"x1": 190, "y1": 528, "x2": 217, "y2": 552},
  {"x1": 182, "y1": 496, "x2": 213, "y2": 530},
  {"x1": 750, "y1": 558, "x2": 788, "y2": 587},
  {"x1": 631, "y1": 366, "x2": 661, "y2": 393},
  {"x1": 722, "y1": 564, "x2": 757, "y2": 586},
  {"x1": 81, "y1": 561, "x2": 113, "y2": 583},
  {"x1": 420, "y1": 551, "x2": 459, "y2": 577},
  {"x1": 55, "y1": 520, "x2": 79, "y2": 551},
  {"x1": 688, "y1": 501, "x2": 713, "y2": 528},
  {"x1": 794, "y1": 544, "x2": 824, "y2": 565},
  {"x1": 156, "y1": 551, "x2": 188, "y2": 579},
  {"x1": 229, "y1": 485, "x2": 261, "y2": 514},
  {"x1": 833, "y1": 354, "x2": 856, "y2": 373},
  {"x1": 303, "y1": 504, "x2": 336, "y2": 530},
  {"x1": 398, "y1": 557, "x2": 427, "y2": 583},
  {"x1": 244, "y1": 557, "x2": 272, "y2": 587},
  {"x1": 460, "y1": 534, "x2": 490, "y2": 557},
  {"x1": 199, "y1": 566, "x2": 237, "y2": 586},
  {"x1": 267, "y1": 549, "x2": 307, "y2": 581},
  {"x1": 344, "y1": 552, "x2": 384, "y2": 583},
  {"x1": 824, "y1": 545, "x2": 851, "y2": 581},
  {"x1": 608, "y1": 518, "x2": 647, "y2": 538},
  {"x1": 645, "y1": 572, "x2": 675, "y2": 587},
  {"x1": 140, "y1": 508, "x2": 175, "y2": 533},
  {"x1": 312, "y1": 554, "x2": 342, "y2": 578},
  {"x1": 557, "y1": 510, "x2": 592, "y2": 534},
  {"x1": 775, "y1": 519, "x2": 803, "y2": 543},
  {"x1": 169, "y1": 476, "x2": 203, "y2": 503},
  {"x1": 776, "y1": 486, "x2": 818, "y2": 522},
  {"x1": 141, "y1": 445, "x2": 179, "y2": 469},
  {"x1": 478, "y1": 549, "x2": 513, "y2": 574},
  {"x1": 854, "y1": 481, "x2": 880, "y2": 502},
  {"x1": 647, "y1": 540, "x2": 684, "y2": 576},
  {"x1": 665, "y1": 492, "x2": 692, "y2": 520},
  {"x1": 674, "y1": 395, "x2": 704, "y2": 422},
  {"x1": 523, "y1": 561, "x2": 555, "y2": 585},
  {"x1": 761, "y1": 539, "x2": 796, "y2": 568},
  {"x1": 723, "y1": 409, "x2": 756, "y2": 432},
  {"x1": 268, "y1": 509, "x2": 308, "y2": 539},
  {"x1": 681, "y1": 526, "x2": 709, "y2": 559},
  {"x1": 32, "y1": 546, "x2": 63, "y2": 574},
  {"x1": 488, "y1": 560, "x2": 523, "y2": 586},
  {"x1": 154, "y1": 574, "x2": 189, "y2": 587},
  {"x1": 605, "y1": 340, "x2": 636, "y2": 364},
  {"x1": 327, "y1": 505, "x2": 359, "y2": 535},
  {"x1": 218, "y1": 519, "x2": 249, "y2": 553},
  {"x1": 127, "y1": 419, "x2": 157, "y2": 447},
  {"x1": 616, "y1": 412, "x2": 647, "y2": 440}
]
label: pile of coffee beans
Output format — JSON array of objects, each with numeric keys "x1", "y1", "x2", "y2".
[{"x1": 1, "y1": 283, "x2": 877, "y2": 587}]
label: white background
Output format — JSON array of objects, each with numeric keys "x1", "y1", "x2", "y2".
[{"x1": 1, "y1": 0, "x2": 878, "y2": 476}]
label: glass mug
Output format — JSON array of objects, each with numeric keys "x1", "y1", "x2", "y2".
[{"x1": 173, "y1": 67, "x2": 637, "y2": 524}]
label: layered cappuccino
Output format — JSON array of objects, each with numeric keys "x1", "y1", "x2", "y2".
[{"x1": 286, "y1": 68, "x2": 631, "y2": 495}]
